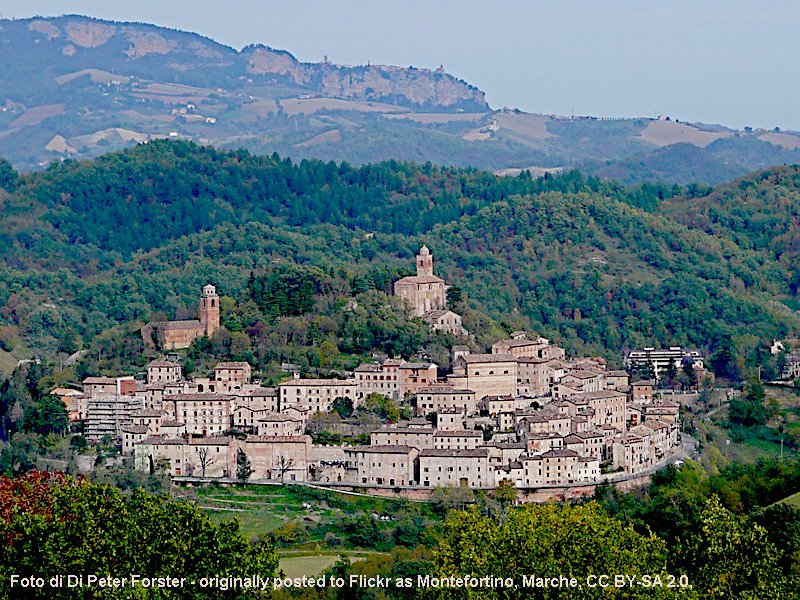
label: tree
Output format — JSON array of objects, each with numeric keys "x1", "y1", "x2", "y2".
[
  {"x1": 0, "y1": 471, "x2": 279, "y2": 599},
  {"x1": 683, "y1": 359, "x2": 698, "y2": 390},
  {"x1": 236, "y1": 448, "x2": 253, "y2": 482},
  {"x1": 729, "y1": 377, "x2": 768, "y2": 427},
  {"x1": 434, "y1": 502, "x2": 686, "y2": 599},
  {"x1": 276, "y1": 455, "x2": 295, "y2": 482},
  {"x1": 677, "y1": 496, "x2": 790, "y2": 598},
  {"x1": 430, "y1": 485, "x2": 475, "y2": 516},
  {"x1": 195, "y1": 446, "x2": 216, "y2": 478},
  {"x1": 0, "y1": 158, "x2": 17, "y2": 191},
  {"x1": 69, "y1": 435, "x2": 87, "y2": 452},
  {"x1": 331, "y1": 396, "x2": 354, "y2": 419},
  {"x1": 490, "y1": 479, "x2": 517, "y2": 514},
  {"x1": 360, "y1": 392, "x2": 402, "y2": 423},
  {"x1": 446, "y1": 284, "x2": 464, "y2": 308}
]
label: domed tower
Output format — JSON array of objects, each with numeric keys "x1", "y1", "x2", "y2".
[
  {"x1": 416, "y1": 245, "x2": 434, "y2": 277},
  {"x1": 199, "y1": 284, "x2": 220, "y2": 337}
]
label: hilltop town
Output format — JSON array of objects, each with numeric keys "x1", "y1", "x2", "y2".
[{"x1": 50, "y1": 246, "x2": 706, "y2": 497}]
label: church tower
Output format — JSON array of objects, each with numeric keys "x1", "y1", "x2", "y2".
[
  {"x1": 416, "y1": 245, "x2": 434, "y2": 277},
  {"x1": 199, "y1": 284, "x2": 220, "y2": 337}
]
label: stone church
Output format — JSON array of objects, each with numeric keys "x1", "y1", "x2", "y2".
[
  {"x1": 394, "y1": 246, "x2": 467, "y2": 337},
  {"x1": 394, "y1": 246, "x2": 447, "y2": 317},
  {"x1": 142, "y1": 284, "x2": 221, "y2": 350}
]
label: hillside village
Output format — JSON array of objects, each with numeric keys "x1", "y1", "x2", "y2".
[{"x1": 47, "y1": 246, "x2": 703, "y2": 494}]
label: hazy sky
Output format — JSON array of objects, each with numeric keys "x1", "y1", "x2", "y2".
[{"x1": 3, "y1": 0, "x2": 799, "y2": 130}]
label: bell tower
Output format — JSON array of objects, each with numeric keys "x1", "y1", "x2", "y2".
[
  {"x1": 199, "y1": 284, "x2": 220, "y2": 337},
  {"x1": 416, "y1": 245, "x2": 434, "y2": 277}
]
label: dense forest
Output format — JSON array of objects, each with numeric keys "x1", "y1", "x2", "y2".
[{"x1": 0, "y1": 141, "x2": 797, "y2": 384}]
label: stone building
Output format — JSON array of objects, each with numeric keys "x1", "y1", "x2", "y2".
[
  {"x1": 448, "y1": 354, "x2": 518, "y2": 401},
  {"x1": 421, "y1": 310, "x2": 465, "y2": 336},
  {"x1": 278, "y1": 378, "x2": 357, "y2": 413},
  {"x1": 521, "y1": 449, "x2": 600, "y2": 486},
  {"x1": 161, "y1": 393, "x2": 234, "y2": 436},
  {"x1": 354, "y1": 359, "x2": 403, "y2": 400},
  {"x1": 399, "y1": 362, "x2": 438, "y2": 396},
  {"x1": 418, "y1": 448, "x2": 493, "y2": 488},
  {"x1": 243, "y1": 435, "x2": 312, "y2": 481},
  {"x1": 414, "y1": 385, "x2": 476, "y2": 416},
  {"x1": 433, "y1": 429, "x2": 482, "y2": 450},
  {"x1": 491, "y1": 333, "x2": 565, "y2": 361},
  {"x1": 213, "y1": 362, "x2": 252, "y2": 392},
  {"x1": 345, "y1": 445, "x2": 419, "y2": 486},
  {"x1": 134, "y1": 436, "x2": 188, "y2": 476},
  {"x1": 146, "y1": 360, "x2": 182, "y2": 385},
  {"x1": 394, "y1": 246, "x2": 447, "y2": 317},
  {"x1": 142, "y1": 284, "x2": 221, "y2": 350},
  {"x1": 516, "y1": 358, "x2": 552, "y2": 397},
  {"x1": 186, "y1": 437, "x2": 237, "y2": 478},
  {"x1": 255, "y1": 414, "x2": 304, "y2": 437},
  {"x1": 370, "y1": 426, "x2": 435, "y2": 449}
]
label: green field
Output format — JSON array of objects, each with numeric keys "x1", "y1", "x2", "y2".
[
  {"x1": 278, "y1": 552, "x2": 371, "y2": 578},
  {"x1": 192, "y1": 483, "x2": 438, "y2": 547},
  {"x1": 779, "y1": 491, "x2": 800, "y2": 508}
]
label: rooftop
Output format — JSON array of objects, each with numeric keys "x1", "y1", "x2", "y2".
[
  {"x1": 460, "y1": 353, "x2": 516, "y2": 364},
  {"x1": 279, "y1": 378, "x2": 354, "y2": 386},
  {"x1": 419, "y1": 448, "x2": 489, "y2": 458},
  {"x1": 147, "y1": 360, "x2": 179, "y2": 368},
  {"x1": 160, "y1": 320, "x2": 203, "y2": 331},
  {"x1": 349, "y1": 445, "x2": 417, "y2": 454},
  {"x1": 395, "y1": 275, "x2": 444, "y2": 285}
]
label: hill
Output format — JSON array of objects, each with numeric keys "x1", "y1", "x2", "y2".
[
  {"x1": 1, "y1": 15, "x2": 800, "y2": 183},
  {"x1": 0, "y1": 141, "x2": 798, "y2": 382}
]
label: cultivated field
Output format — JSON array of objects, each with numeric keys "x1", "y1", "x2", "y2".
[{"x1": 638, "y1": 120, "x2": 732, "y2": 148}]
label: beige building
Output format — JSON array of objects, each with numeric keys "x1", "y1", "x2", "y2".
[
  {"x1": 521, "y1": 449, "x2": 600, "y2": 486},
  {"x1": 492, "y1": 333, "x2": 565, "y2": 361},
  {"x1": 214, "y1": 361, "x2": 252, "y2": 392},
  {"x1": 612, "y1": 434, "x2": 650, "y2": 473},
  {"x1": 480, "y1": 395, "x2": 516, "y2": 416},
  {"x1": 563, "y1": 430, "x2": 606, "y2": 461},
  {"x1": 422, "y1": 310, "x2": 465, "y2": 337},
  {"x1": 134, "y1": 436, "x2": 189, "y2": 476},
  {"x1": 147, "y1": 360, "x2": 182, "y2": 385},
  {"x1": 186, "y1": 437, "x2": 237, "y2": 478},
  {"x1": 565, "y1": 390, "x2": 627, "y2": 432},
  {"x1": 394, "y1": 246, "x2": 447, "y2": 317},
  {"x1": 418, "y1": 448, "x2": 493, "y2": 488},
  {"x1": 243, "y1": 435, "x2": 312, "y2": 481},
  {"x1": 518, "y1": 411, "x2": 572, "y2": 437},
  {"x1": 433, "y1": 429, "x2": 482, "y2": 450},
  {"x1": 605, "y1": 370, "x2": 630, "y2": 390},
  {"x1": 162, "y1": 393, "x2": 234, "y2": 436},
  {"x1": 436, "y1": 407, "x2": 465, "y2": 431},
  {"x1": 414, "y1": 386, "x2": 476, "y2": 416},
  {"x1": 370, "y1": 426, "x2": 435, "y2": 449},
  {"x1": 278, "y1": 378, "x2": 357, "y2": 413},
  {"x1": 449, "y1": 354, "x2": 517, "y2": 401},
  {"x1": 516, "y1": 358, "x2": 551, "y2": 397},
  {"x1": 238, "y1": 386, "x2": 279, "y2": 413},
  {"x1": 345, "y1": 445, "x2": 419, "y2": 486},
  {"x1": 256, "y1": 414, "x2": 304, "y2": 437}
]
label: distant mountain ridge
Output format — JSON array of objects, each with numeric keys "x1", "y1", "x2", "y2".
[
  {"x1": 1, "y1": 14, "x2": 800, "y2": 183},
  {"x1": 3, "y1": 15, "x2": 486, "y2": 110}
]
